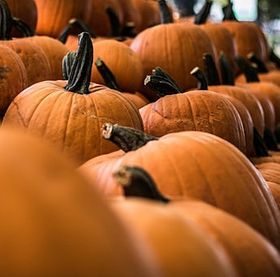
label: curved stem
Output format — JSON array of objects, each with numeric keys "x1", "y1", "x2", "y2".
[
  {"x1": 0, "y1": 0, "x2": 13, "y2": 40},
  {"x1": 58, "y1": 18, "x2": 96, "y2": 43},
  {"x1": 270, "y1": 49, "x2": 280, "y2": 69},
  {"x1": 158, "y1": 0, "x2": 173, "y2": 24},
  {"x1": 95, "y1": 58, "x2": 120, "y2": 91},
  {"x1": 235, "y1": 56, "x2": 260, "y2": 83},
  {"x1": 64, "y1": 32, "x2": 93, "y2": 94},
  {"x1": 106, "y1": 7, "x2": 122, "y2": 37},
  {"x1": 253, "y1": 128, "x2": 269, "y2": 157},
  {"x1": 203, "y1": 53, "x2": 221, "y2": 85},
  {"x1": 194, "y1": 0, "x2": 213, "y2": 25},
  {"x1": 190, "y1": 67, "x2": 208, "y2": 90},
  {"x1": 12, "y1": 17, "x2": 34, "y2": 37},
  {"x1": 113, "y1": 166, "x2": 170, "y2": 203},
  {"x1": 102, "y1": 123, "x2": 158, "y2": 152},
  {"x1": 247, "y1": 52, "x2": 269, "y2": 73},
  {"x1": 144, "y1": 67, "x2": 182, "y2": 97},
  {"x1": 222, "y1": 1, "x2": 238, "y2": 21},
  {"x1": 263, "y1": 128, "x2": 279, "y2": 151},
  {"x1": 219, "y1": 52, "x2": 235, "y2": 85}
]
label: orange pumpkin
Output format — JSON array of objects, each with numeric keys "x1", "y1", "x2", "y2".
[{"x1": 3, "y1": 33, "x2": 143, "y2": 164}]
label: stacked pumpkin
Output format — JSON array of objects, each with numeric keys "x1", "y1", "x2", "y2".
[{"x1": 0, "y1": 0, "x2": 280, "y2": 275}]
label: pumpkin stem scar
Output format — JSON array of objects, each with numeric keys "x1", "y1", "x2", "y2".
[
  {"x1": 158, "y1": 0, "x2": 173, "y2": 24},
  {"x1": 95, "y1": 58, "x2": 121, "y2": 91},
  {"x1": 219, "y1": 52, "x2": 235, "y2": 85},
  {"x1": 63, "y1": 32, "x2": 93, "y2": 94},
  {"x1": 190, "y1": 67, "x2": 208, "y2": 90},
  {"x1": 113, "y1": 166, "x2": 170, "y2": 203},
  {"x1": 144, "y1": 67, "x2": 182, "y2": 97},
  {"x1": 0, "y1": 66, "x2": 9, "y2": 80},
  {"x1": 102, "y1": 123, "x2": 158, "y2": 152},
  {"x1": 194, "y1": 0, "x2": 213, "y2": 25},
  {"x1": 0, "y1": 0, "x2": 13, "y2": 40},
  {"x1": 235, "y1": 56, "x2": 260, "y2": 83},
  {"x1": 247, "y1": 52, "x2": 269, "y2": 73},
  {"x1": 203, "y1": 53, "x2": 221, "y2": 86}
]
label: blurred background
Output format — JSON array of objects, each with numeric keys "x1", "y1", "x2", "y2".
[{"x1": 168, "y1": 0, "x2": 280, "y2": 55}]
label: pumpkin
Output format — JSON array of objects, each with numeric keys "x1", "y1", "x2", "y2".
[
  {"x1": 113, "y1": 165, "x2": 280, "y2": 277},
  {"x1": 80, "y1": 125, "x2": 280, "y2": 248},
  {"x1": 130, "y1": 1, "x2": 216, "y2": 99},
  {"x1": 3, "y1": 32, "x2": 143, "y2": 164},
  {"x1": 95, "y1": 58, "x2": 148, "y2": 109},
  {"x1": 112, "y1": 199, "x2": 237, "y2": 277},
  {"x1": 0, "y1": 45, "x2": 27, "y2": 117},
  {"x1": 6, "y1": 0, "x2": 37, "y2": 37},
  {"x1": 35, "y1": 0, "x2": 91, "y2": 37},
  {"x1": 0, "y1": 126, "x2": 157, "y2": 276},
  {"x1": 140, "y1": 67, "x2": 246, "y2": 154},
  {"x1": 0, "y1": 1, "x2": 51, "y2": 86}
]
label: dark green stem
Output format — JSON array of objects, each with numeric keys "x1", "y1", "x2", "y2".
[
  {"x1": 222, "y1": 1, "x2": 238, "y2": 21},
  {"x1": 113, "y1": 166, "x2": 170, "y2": 203},
  {"x1": 0, "y1": 0, "x2": 13, "y2": 40},
  {"x1": 190, "y1": 67, "x2": 209, "y2": 90},
  {"x1": 122, "y1": 22, "x2": 136, "y2": 37},
  {"x1": 58, "y1": 18, "x2": 96, "y2": 43},
  {"x1": 106, "y1": 7, "x2": 122, "y2": 37},
  {"x1": 102, "y1": 123, "x2": 158, "y2": 152},
  {"x1": 253, "y1": 127, "x2": 269, "y2": 157},
  {"x1": 219, "y1": 52, "x2": 235, "y2": 85},
  {"x1": 144, "y1": 67, "x2": 182, "y2": 97},
  {"x1": 158, "y1": 0, "x2": 173, "y2": 24},
  {"x1": 63, "y1": 32, "x2": 93, "y2": 94},
  {"x1": 263, "y1": 128, "x2": 279, "y2": 151},
  {"x1": 194, "y1": 0, "x2": 213, "y2": 25},
  {"x1": 12, "y1": 17, "x2": 34, "y2": 37},
  {"x1": 95, "y1": 58, "x2": 120, "y2": 91},
  {"x1": 203, "y1": 53, "x2": 221, "y2": 85},
  {"x1": 235, "y1": 56, "x2": 260, "y2": 83},
  {"x1": 270, "y1": 49, "x2": 280, "y2": 69},
  {"x1": 247, "y1": 52, "x2": 269, "y2": 73}
]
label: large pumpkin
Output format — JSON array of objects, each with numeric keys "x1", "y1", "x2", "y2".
[
  {"x1": 0, "y1": 127, "x2": 157, "y2": 276},
  {"x1": 80, "y1": 126, "x2": 280, "y2": 248},
  {"x1": 3, "y1": 33, "x2": 143, "y2": 164}
]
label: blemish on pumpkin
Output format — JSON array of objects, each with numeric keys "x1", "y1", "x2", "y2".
[{"x1": 0, "y1": 66, "x2": 10, "y2": 80}]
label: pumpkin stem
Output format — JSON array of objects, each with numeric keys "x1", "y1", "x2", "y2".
[
  {"x1": 0, "y1": 0, "x2": 13, "y2": 40},
  {"x1": 158, "y1": 0, "x2": 173, "y2": 24},
  {"x1": 219, "y1": 52, "x2": 235, "y2": 85},
  {"x1": 275, "y1": 125, "x2": 280, "y2": 143},
  {"x1": 203, "y1": 53, "x2": 221, "y2": 85},
  {"x1": 270, "y1": 49, "x2": 280, "y2": 69},
  {"x1": 122, "y1": 22, "x2": 136, "y2": 37},
  {"x1": 247, "y1": 52, "x2": 269, "y2": 73},
  {"x1": 12, "y1": 17, "x2": 34, "y2": 37},
  {"x1": 263, "y1": 128, "x2": 279, "y2": 151},
  {"x1": 102, "y1": 123, "x2": 158, "y2": 152},
  {"x1": 194, "y1": 0, "x2": 213, "y2": 25},
  {"x1": 253, "y1": 128, "x2": 269, "y2": 157},
  {"x1": 106, "y1": 7, "x2": 122, "y2": 37},
  {"x1": 95, "y1": 58, "x2": 121, "y2": 91},
  {"x1": 58, "y1": 18, "x2": 96, "y2": 44},
  {"x1": 64, "y1": 32, "x2": 93, "y2": 94},
  {"x1": 144, "y1": 67, "x2": 182, "y2": 97},
  {"x1": 235, "y1": 56, "x2": 260, "y2": 83},
  {"x1": 222, "y1": 0, "x2": 238, "y2": 21},
  {"x1": 190, "y1": 67, "x2": 208, "y2": 90},
  {"x1": 113, "y1": 166, "x2": 170, "y2": 203}
]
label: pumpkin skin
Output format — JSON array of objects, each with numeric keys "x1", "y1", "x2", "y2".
[
  {"x1": 80, "y1": 130, "x2": 280, "y2": 248},
  {"x1": 6, "y1": 0, "x2": 37, "y2": 36},
  {"x1": 112, "y1": 199, "x2": 238, "y2": 277},
  {"x1": 171, "y1": 200, "x2": 280, "y2": 277},
  {"x1": 35, "y1": 0, "x2": 91, "y2": 37},
  {"x1": 140, "y1": 90, "x2": 246, "y2": 154},
  {"x1": 130, "y1": 24, "x2": 216, "y2": 95},
  {"x1": 3, "y1": 82, "x2": 143, "y2": 164},
  {"x1": 92, "y1": 40, "x2": 144, "y2": 92},
  {"x1": 0, "y1": 45, "x2": 27, "y2": 117},
  {"x1": 208, "y1": 85, "x2": 265, "y2": 137},
  {"x1": 0, "y1": 127, "x2": 158, "y2": 277}
]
